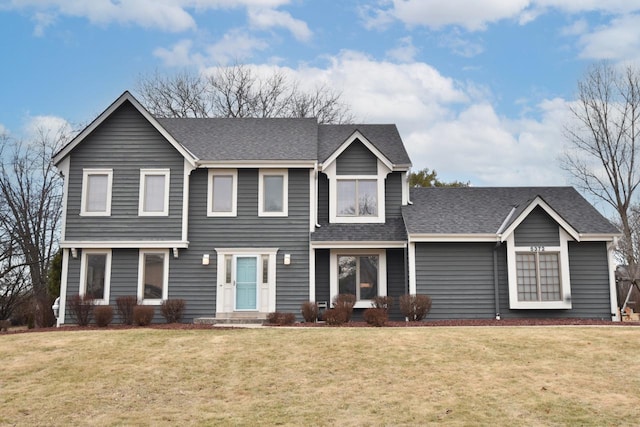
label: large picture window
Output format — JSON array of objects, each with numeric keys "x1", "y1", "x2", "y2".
[
  {"x1": 208, "y1": 169, "x2": 237, "y2": 216},
  {"x1": 138, "y1": 250, "x2": 169, "y2": 304},
  {"x1": 79, "y1": 249, "x2": 111, "y2": 305},
  {"x1": 259, "y1": 169, "x2": 288, "y2": 217},
  {"x1": 139, "y1": 169, "x2": 170, "y2": 216},
  {"x1": 81, "y1": 169, "x2": 113, "y2": 216},
  {"x1": 338, "y1": 255, "x2": 379, "y2": 300},
  {"x1": 337, "y1": 179, "x2": 377, "y2": 217}
]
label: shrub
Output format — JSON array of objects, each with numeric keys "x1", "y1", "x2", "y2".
[
  {"x1": 67, "y1": 294, "x2": 94, "y2": 326},
  {"x1": 133, "y1": 305, "x2": 155, "y2": 326},
  {"x1": 372, "y1": 296, "x2": 393, "y2": 311},
  {"x1": 332, "y1": 294, "x2": 356, "y2": 322},
  {"x1": 363, "y1": 307, "x2": 388, "y2": 327},
  {"x1": 160, "y1": 299, "x2": 186, "y2": 323},
  {"x1": 323, "y1": 308, "x2": 348, "y2": 326},
  {"x1": 94, "y1": 306, "x2": 114, "y2": 327},
  {"x1": 300, "y1": 301, "x2": 319, "y2": 323},
  {"x1": 266, "y1": 312, "x2": 296, "y2": 326},
  {"x1": 116, "y1": 296, "x2": 138, "y2": 325},
  {"x1": 399, "y1": 294, "x2": 432, "y2": 321}
]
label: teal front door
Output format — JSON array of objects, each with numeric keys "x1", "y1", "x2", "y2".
[{"x1": 235, "y1": 256, "x2": 258, "y2": 310}]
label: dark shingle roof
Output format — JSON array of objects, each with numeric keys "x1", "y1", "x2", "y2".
[
  {"x1": 157, "y1": 117, "x2": 318, "y2": 161},
  {"x1": 318, "y1": 124, "x2": 411, "y2": 166},
  {"x1": 402, "y1": 187, "x2": 619, "y2": 235},
  {"x1": 311, "y1": 218, "x2": 407, "y2": 242}
]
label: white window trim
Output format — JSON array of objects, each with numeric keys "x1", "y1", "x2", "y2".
[
  {"x1": 207, "y1": 169, "x2": 237, "y2": 217},
  {"x1": 506, "y1": 229, "x2": 572, "y2": 309},
  {"x1": 80, "y1": 169, "x2": 113, "y2": 216},
  {"x1": 138, "y1": 169, "x2": 170, "y2": 216},
  {"x1": 137, "y1": 249, "x2": 170, "y2": 305},
  {"x1": 258, "y1": 169, "x2": 288, "y2": 217},
  {"x1": 325, "y1": 160, "x2": 389, "y2": 224},
  {"x1": 329, "y1": 249, "x2": 387, "y2": 309},
  {"x1": 79, "y1": 249, "x2": 111, "y2": 305}
]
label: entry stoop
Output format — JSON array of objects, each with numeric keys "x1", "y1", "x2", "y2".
[{"x1": 194, "y1": 312, "x2": 267, "y2": 326}]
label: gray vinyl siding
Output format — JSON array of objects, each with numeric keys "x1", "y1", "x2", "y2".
[
  {"x1": 385, "y1": 172, "x2": 403, "y2": 218},
  {"x1": 173, "y1": 167, "x2": 311, "y2": 318},
  {"x1": 499, "y1": 241, "x2": 612, "y2": 319},
  {"x1": 514, "y1": 207, "x2": 560, "y2": 246},
  {"x1": 64, "y1": 101, "x2": 184, "y2": 241},
  {"x1": 386, "y1": 248, "x2": 407, "y2": 320},
  {"x1": 317, "y1": 172, "x2": 329, "y2": 223},
  {"x1": 336, "y1": 140, "x2": 377, "y2": 175},
  {"x1": 415, "y1": 243, "x2": 497, "y2": 320}
]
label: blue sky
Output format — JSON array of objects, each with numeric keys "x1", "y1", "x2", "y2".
[{"x1": 2, "y1": 0, "x2": 640, "y2": 199}]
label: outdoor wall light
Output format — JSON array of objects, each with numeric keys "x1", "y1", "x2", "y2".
[
  {"x1": 71, "y1": 248, "x2": 78, "y2": 259},
  {"x1": 202, "y1": 254, "x2": 210, "y2": 265},
  {"x1": 284, "y1": 254, "x2": 291, "y2": 265}
]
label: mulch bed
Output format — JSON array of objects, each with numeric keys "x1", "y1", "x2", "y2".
[{"x1": 3, "y1": 318, "x2": 639, "y2": 334}]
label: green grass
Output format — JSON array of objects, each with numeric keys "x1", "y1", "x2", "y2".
[{"x1": 1, "y1": 326, "x2": 640, "y2": 426}]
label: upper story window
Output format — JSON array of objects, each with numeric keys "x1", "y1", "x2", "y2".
[
  {"x1": 139, "y1": 169, "x2": 170, "y2": 216},
  {"x1": 79, "y1": 249, "x2": 111, "y2": 305},
  {"x1": 208, "y1": 169, "x2": 237, "y2": 217},
  {"x1": 81, "y1": 169, "x2": 113, "y2": 216},
  {"x1": 337, "y1": 179, "x2": 377, "y2": 217},
  {"x1": 259, "y1": 169, "x2": 288, "y2": 217}
]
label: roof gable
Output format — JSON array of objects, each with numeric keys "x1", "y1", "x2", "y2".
[
  {"x1": 499, "y1": 196, "x2": 580, "y2": 242},
  {"x1": 52, "y1": 91, "x2": 197, "y2": 167},
  {"x1": 321, "y1": 130, "x2": 394, "y2": 171}
]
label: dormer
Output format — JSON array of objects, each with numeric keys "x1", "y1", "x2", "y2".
[{"x1": 320, "y1": 129, "x2": 408, "y2": 224}]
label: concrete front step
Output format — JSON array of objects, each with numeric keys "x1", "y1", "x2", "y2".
[{"x1": 194, "y1": 317, "x2": 266, "y2": 325}]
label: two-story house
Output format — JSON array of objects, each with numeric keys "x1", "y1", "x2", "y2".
[{"x1": 52, "y1": 91, "x2": 621, "y2": 325}]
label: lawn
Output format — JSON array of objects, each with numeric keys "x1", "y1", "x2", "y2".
[{"x1": 1, "y1": 326, "x2": 640, "y2": 426}]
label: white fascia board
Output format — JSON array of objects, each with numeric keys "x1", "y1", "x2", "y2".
[
  {"x1": 197, "y1": 160, "x2": 317, "y2": 169},
  {"x1": 52, "y1": 91, "x2": 198, "y2": 167},
  {"x1": 408, "y1": 234, "x2": 500, "y2": 243},
  {"x1": 310, "y1": 241, "x2": 407, "y2": 249},
  {"x1": 321, "y1": 130, "x2": 394, "y2": 171},
  {"x1": 578, "y1": 233, "x2": 621, "y2": 242},
  {"x1": 60, "y1": 240, "x2": 189, "y2": 249},
  {"x1": 499, "y1": 196, "x2": 580, "y2": 242}
]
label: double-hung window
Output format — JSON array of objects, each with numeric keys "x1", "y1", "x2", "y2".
[
  {"x1": 208, "y1": 169, "x2": 237, "y2": 216},
  {"x1": 81, "y1": 169, "x2": 113, "y2": 216},
  {"x1": 79, "y1": 249, "x2": 111, "y2": 305},
  {"x1": 137, "y1": 249, "x2": 169, "y2": 304},
  {"x1": 337, "y1": 179, "x2": 377, "y2": 217},
  {"x1": 259, "y1": 169, "x2": 288, "y2": 217},
  {"x1": 139, "y1": 169, "x2": 170, "y2": 216}
]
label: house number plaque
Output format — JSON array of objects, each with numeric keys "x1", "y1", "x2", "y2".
[{"x1": 530, "y1": 246, "x2": 545, "y2": 252}]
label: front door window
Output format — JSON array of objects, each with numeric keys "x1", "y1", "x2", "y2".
[{"x1": 235, "y1": 256, "x2": 258, "y2": 310}]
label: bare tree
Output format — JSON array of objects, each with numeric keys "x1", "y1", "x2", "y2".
[
  {"x1": 135, "y1": 64, "x2": 354, "y2": 123},
  {"x1": 0, "y1": 126, "x2": 68, "y2": 326},
  {"x1": 562, "y1": 62, "x2": 640, "y2": 279}
]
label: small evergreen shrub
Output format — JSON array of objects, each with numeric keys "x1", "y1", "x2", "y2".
[
  {"x1": 266, "y1": 312, "x2": 296, "y2": 326},
  {"x1": 133, "y1": 305, "x2": 155, "y2": 326},
  {"x1": 332, "y1": 294, "x2": 356, "y2": 322},
  {"x1": 372, "y1": 296, "x2": 393, "y2": 311},
  {"x1": 399, "y1": 294, "x2": 432, "y2": 321},
  {"x1": 323, "y1": 308, "x2": 348, "y2": 326},
  {"x1": 68, "y1": 294, "x2": 94, "y2": 326},
  {"x1": 116, "y1": 296, "x2": 138, "y2": 325},
  {"x1": 363, "y1": 307, "x2": 388, "y2": 327},
  {"x1": 94, "y1": 306, "x2": 113, "y2": 327},
  {"x1": 160, "y1": 299, "x2": 186, "y2": 323},
  {"x1": 301, "y1": 301, "x2": 319, "y2": 323}
]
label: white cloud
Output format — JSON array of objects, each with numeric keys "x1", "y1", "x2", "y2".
[
  {"x1": 266, "y1": 53, "x2": 571, "y2": 186},
  {"x1": 385, "y1": 37, "x2": 418, "y2": 63},
  {"x1": 205, "y1": 29, "x2": 269, "y2": 65},
  {"x1": 248, "y1": 7, "x2": 312, "y2": 41},
  {"x1": 23, "y1": 115, "x2": 71, "y2": 138},
  {"x1": 154, "y1": 39, "x2": 201, "y2": 67},
  {"x1": 577, "y1": 14, "x2": 640, "y2": 61},
  {"x1": 0, "y1": 123, "x2": 7, "y2": 137}
]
